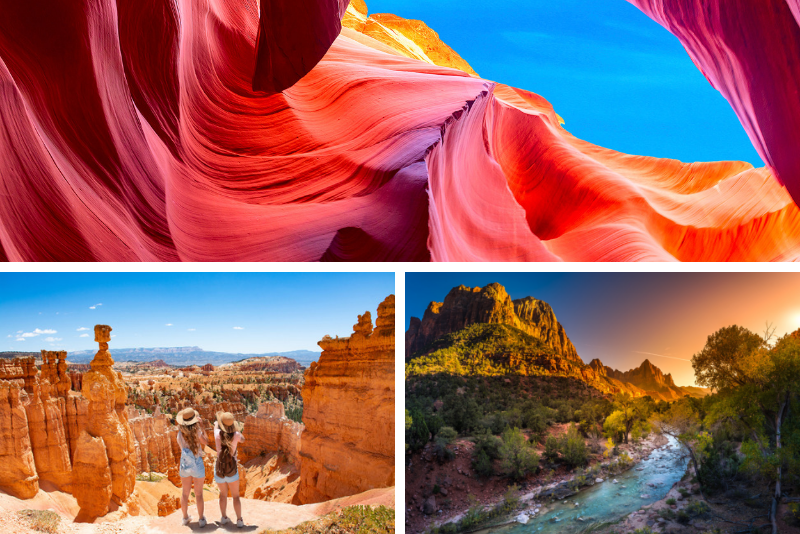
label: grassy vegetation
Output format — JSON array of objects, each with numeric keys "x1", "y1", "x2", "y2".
[
  {"x1": 260, "y1": 506, "x2": 394, "y2": 534},
  {"x1": 17, "y1": 510, "x2": 60, "y2": 534},
  {"x1": 136, "y1": 472, "x2": 165, "y2": 482}
]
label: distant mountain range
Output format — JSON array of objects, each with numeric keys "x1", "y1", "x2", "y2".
[
  {"x1": 63, "y1": 347, "x2": 320, "y2": 367},
  {"x1": 406, "y1": 283, "x2": 710, "y2": 402}
]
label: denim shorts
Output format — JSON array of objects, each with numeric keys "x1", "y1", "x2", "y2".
[
  {"x1": 179, "y1": 449, "x2": 206, "y2": 479},
  {"x1": 214, "y1": 462, "x2": 240, "y2": 484}
]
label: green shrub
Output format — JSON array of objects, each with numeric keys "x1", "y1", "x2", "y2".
[
  {"x1": 472, "y1": 448, "x2": 494, "y2": 478},
  {"x1": 665, "y1": 497, "x2": 677, "y2": 505},
  {"x1": 678, "y1": 488, "x2": 690, "y2": 497},
  {"x1": 559, "y1": 425, "x2": 589, "y2": 468},
  {"x1": 500, "y1": 428, "x2": 540, "y2": 480},
  {"x1": 543, "y1": 435, "x2": 560, "y2": 463},
  {"x1": 686, "y1": 500, "x2": 710, "y2": 518},
  {"x1": 633, "y1": 529, "x2": 654, "y2": 534},
  {"x1": 676, "y1": 509, "x2": 690, "y2": 524}
]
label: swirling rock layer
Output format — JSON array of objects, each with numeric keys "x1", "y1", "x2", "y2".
[
  {"x1": 0, "y1": 0, "x2": 799, "y2": 260},
  {"x1": 295, "y1": 295, "x2": 395, "y2": 504}
]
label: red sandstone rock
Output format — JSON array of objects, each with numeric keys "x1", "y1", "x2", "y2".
[
  {"x1": 252, "y1": 0, "x2": 350, "y2": 92},
  {"x1": 295, "y1": 295, "x2": 395, "y2": 504}
]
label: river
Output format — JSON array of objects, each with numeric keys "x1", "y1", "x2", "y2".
[{"x1": 482, "y1": 435, "x2": 689, "y2": 534}]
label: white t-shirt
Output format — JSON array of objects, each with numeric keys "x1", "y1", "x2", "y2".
[{"x1": 176, "y1": 427, "x2": 206, "y2": 456}]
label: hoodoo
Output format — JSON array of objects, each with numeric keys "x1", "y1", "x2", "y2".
[
  {"x1": 73, "y1": 325, "x2": 137, "y2": 521},
  {"x1": 295, "y1": 295, "x2": 396, "y2": 504}
]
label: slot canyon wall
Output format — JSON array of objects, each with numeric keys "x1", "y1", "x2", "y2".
[{"x1": 295, "y1": 294, "x2": 395, "y2": 504}]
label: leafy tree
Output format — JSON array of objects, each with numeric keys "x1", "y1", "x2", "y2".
[
  {"x1": 434, "y1": 426, "x2": 458, "y2": 462},
  {"x1": 500, "y1": 428, "x2": 539, "y2": 480},
  {"x1": 442, "y1": 394, "x2": 480, "y2": 434},
  {"x1": 694, "y1": 330, "x2": 800, "y2": 534},
  {"x1": 407, "y1": 408, "x2": 429, "y2": 453}
]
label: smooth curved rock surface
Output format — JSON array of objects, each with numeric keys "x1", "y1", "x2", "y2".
[
  {"x1": 0, "y1": 0, "x2": 799, "y2": 261},
  {"x1": 627, "y1": 0, "x2": 800, "y2": 205}
]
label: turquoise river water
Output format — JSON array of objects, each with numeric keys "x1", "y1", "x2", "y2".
[{"x1": 483, "y1": 435, "x2": 689, "y2": 534}]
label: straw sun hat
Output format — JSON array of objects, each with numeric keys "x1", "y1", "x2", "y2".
[
  {"x1": 176, "y1": 407, "x2": 201, "y2": 426},
  {"x1": 216, "y1": 411, "x2": 243, "y2": 433}
]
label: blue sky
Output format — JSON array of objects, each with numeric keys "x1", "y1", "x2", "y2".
[
  {"x1": 1, "y1": 273, "x2": 394, "y2": 353},
  {"x1": 406, "y1": 273, "x2": 800, "y2": 386},
  {"x1": 366, "y1": 0, "x2": 763, "y2": 166}
]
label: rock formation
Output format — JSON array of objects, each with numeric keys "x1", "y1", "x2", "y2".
[
  {"x1": 128, "y1": 407, "x2": 176, "y2": 474},
  {"x1": 2, "y1": 0, "x2": 800, "y2": 261},
  {"x1": 72, "y1": 325, "x2": 136, "y2": 520},
  {"x1": 407, "y1": 284, "x2": 710, "y2": 400},
  {"x1": 24, "y1": 379, "x2": 73, "y2": 491},
  {"x1": 40, "y1": 350, "x2": 71, "y2": 397},
  {"x1": 406, "y1": 283, "x2": 581, "y2": 362},
  {"x1": 239, "y1": 402, "x2": 303, "y2": 465},
  {"x1": 0, "y1": 380, "x2": 38, "y2": 498},
  {"x1": 342, "y1": 0, "x2": 478, "y2": 76},
  {"x1": 295, "y1": 295, "x2": 395, "y2": 504}
]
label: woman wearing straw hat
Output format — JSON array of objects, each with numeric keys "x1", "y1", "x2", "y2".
[
  {"x1": 214, "y1": 411, "x2": 245, "y2": 528},
  {"x1": 176, "y1": 407, "x2": 209, "y2": 527}
]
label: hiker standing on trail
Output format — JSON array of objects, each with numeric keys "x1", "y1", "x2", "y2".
[
  {"x1": 176, "y1": 407, "x2": 209, "y2": 527},
  {"x1": 215, "y1": 411, "x2": 246, "y2": 528}
]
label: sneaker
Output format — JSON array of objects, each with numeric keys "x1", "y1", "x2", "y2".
[
  {"x1": 181, "y1": 516, "x2": 192, "y2": 526},
  {"x1": 237, "y1": 518, "x2": 244, "y2": 528},
  {"x1": 220, "y1": 517, "x2": 231, "y2": 525},
  {"x1": 199, "y1": 517, "x2": 207, "y2": 528}
]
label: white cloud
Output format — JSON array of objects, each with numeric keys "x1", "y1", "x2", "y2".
[
  {"x1": 89, "y1": 303, "x2": 102, "y2": 310},
  {"x1": 233, "y1": 326, "x2": 244, "y2": 330},
  {"x1": 111, "y1": 334, "x2": 116, "y2": 338},
  {"x1": 6, "y1": 335, "x2": 10, "y2": 338},
  {"x1": 20, "y1": 328, "x2": 57, "y2": 338},
  {"x1": 16, "y1": 330, "x2": 22, "y2": 334},
  {"x1": 187, "y1": 328, "x2": 196, "y2": 332},
  {"x1": 77, "y1": 327, "x2": 89, "y2": 331},
  {"x1": 165, "y1": 323, "x2": 173, "y2": 327},
  {"x1": 15, "y1": 338, "x2": 24, "y2": 342},
  {"x1": 79, "y1": 334, "x2": 89, "y2": 338},
  {"x1": 44, "y1": 337, "x2": 62, "y2": 342}
]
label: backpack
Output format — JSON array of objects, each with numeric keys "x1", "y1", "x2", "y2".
[{"x1": 216, "y1": 440, "x2": 238, "y2": 478}]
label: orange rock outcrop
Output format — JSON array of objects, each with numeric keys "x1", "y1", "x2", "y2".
[
  {"x1": 41, "y1": 350, "x2": 71, "y2": 397},
  {"x1": 129, "y1": 407, "x2": 177, "y2": 474},
  {"x1": 72, "y1": 325, "x2": 137, "y2": 521},
  {"x1": 24, "y1": 379, "x2": 73, "y2": 491},
  {"x1": 342, "y1": 0, "x2": 478, "y2": 76},
  {"x1": 0, "y1": 379, "x2": 38, "y2": 498},
  {"x1": 295, "y1": 295, "x2": 395, "y2": 504},
  {"x1": 239, "y1": 401, "x2": 303, "y2": 465}
]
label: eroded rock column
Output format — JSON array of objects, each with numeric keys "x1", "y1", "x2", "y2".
[
  {"x1": 295, "y1": 295, "x2": 395, "y2": 504},
  {"x1": 73, "y1": 325, "x2": 136, "y2": 521}
]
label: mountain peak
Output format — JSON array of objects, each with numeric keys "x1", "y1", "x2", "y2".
[{"x1": 406, "y1": 282, "x2": 581, "y2": 363}]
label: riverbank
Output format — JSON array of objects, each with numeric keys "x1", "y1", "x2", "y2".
[{"x1": 407, "y1": 432, "x2": 672, "y2": 534}]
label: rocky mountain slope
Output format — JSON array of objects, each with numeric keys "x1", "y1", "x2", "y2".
[{"x1": 407, "y1": 283, "x2": 709, "y2": 401}]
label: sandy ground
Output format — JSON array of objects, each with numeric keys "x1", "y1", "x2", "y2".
[{"x1": 0, "y1": 486, "x2": 395, "y2": 534}]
